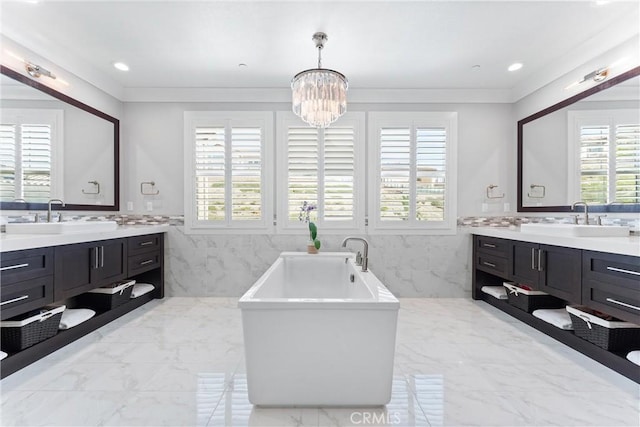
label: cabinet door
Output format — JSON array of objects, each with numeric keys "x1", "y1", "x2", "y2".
[
  {"x1": 92, "y1": 239, "x2": 127, "y2": 286},
  {"x1": 510, "y1": 241, "x2": 540, "y2": 287},
  {"x1": 54, "y1": 242, "x2": 95, "y2": 300},
  {"x1": 539, "y1": 245, "x2": 581, "y2": 303}
]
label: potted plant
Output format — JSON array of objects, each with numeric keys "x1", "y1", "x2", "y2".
[{"x1": 299, "y1": 201, "x2": 321, "y2": 254}]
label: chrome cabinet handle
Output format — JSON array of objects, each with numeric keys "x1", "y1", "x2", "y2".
[
  {"x1": 531, "y1": 248, "x2": 536, "y2": 270},
  {"x1": 537, "y1": 249, "x2": 543, "y2": 272},
  {"x1": 139, "y1": 241, "x2": 154, "y2": 246},
  {"x1": 94, "y1": 247, "x2": 99, "y2": 269},
  {"x1": 139, "y1": 259, "x2": 154, "y2": 266},
  {"x1": 0, "y1": 263, "x2": 29, "y2": 272},
  {"x1": 483, "y1": 261, "x2": 496, "y2": 268},
  {"x1": 100, "y1": 246, "x2": 104, "y2": 268},
  {"x1": 606, "y1": 266, "x2": 640, "y2": 277},
  {"x1": 0, "y1": 295, "x2": 29, "y2": 306},
  {"x1": 483, "y1": 243, "x2": 496, "y2": 248},
  {"x1": 605, "y1": 298, "x2": 640, "y2": 312}
]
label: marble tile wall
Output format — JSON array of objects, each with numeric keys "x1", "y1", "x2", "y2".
[{"x1": 165, "y1": 226, "x2": 473, "y2": 298}]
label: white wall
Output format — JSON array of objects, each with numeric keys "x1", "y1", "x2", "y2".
[{"x1": 122, "y1": 102, "x2": 514, "y2": 216}]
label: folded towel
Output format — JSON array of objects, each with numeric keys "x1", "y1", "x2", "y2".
[
  {"x1": 59, "y1": 309, "x2": 96, "y2": 330},
  {"x1": 532, "y1": 308, "x2": 573, "y2": 330},
  {"x1": 481, "y1": 285, "x2": 507, "y2": 300},
  {"x1": 627, "y1": 351, "x2": 640, "y2": 366},
  {"x1": 130, "y1": 283, "x2": 155, "y2": 298},
  {"x1": 0, "y1": 351, "x2": 7, "y2": 360}
]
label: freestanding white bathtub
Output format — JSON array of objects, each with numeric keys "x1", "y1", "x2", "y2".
[{"x1": 239, "y1": 252, "x2": 399, "y2": 407}]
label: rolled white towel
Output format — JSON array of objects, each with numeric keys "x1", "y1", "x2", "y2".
[
  {"x1": 481, "y1": 285, "x2": 507, "y2": 300},
  {"x1": 532, "y1": 308, "x2": 573, "y2": 330},
  {"x1": 627, "y1": 351, "x2": 640, "y2": 366},
  {"x1": 59, "y1": 309, "x2": 96, "y2": 330},
  {"x1": 0, "y1": 351, "x2": 7, "y2": 360},
  {"x1": 130, "y1": 283, "x2": 155, "y2": 298}
]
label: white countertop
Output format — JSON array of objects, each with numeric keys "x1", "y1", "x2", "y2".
[
  {"x1": 471, "y1": 226, "x2": 640, "y2": 257},
  {"x1": 0, "y1": 224, "x2": 170, "y2": 252}
]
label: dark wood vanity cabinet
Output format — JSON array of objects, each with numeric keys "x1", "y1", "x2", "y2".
[
  {"x1": 0, "y1": 232, "x2": 165, "y2": 378},
  {"x1": 583, "y1": 251, "x2": 640, "y2": 325},
  {"x1": 472, "y1": 233, "x2": 639, "y2": 383},
  {"x1": 510, "y1": 241, "x2": 582, "y2": 303},
  {"x1": 54, "y1": 239, "x2": 127, "y2": 300}
]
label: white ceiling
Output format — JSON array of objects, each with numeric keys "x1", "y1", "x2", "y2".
[{"x1": 1, "y1": 0, "x2": 639, "y2": 101}]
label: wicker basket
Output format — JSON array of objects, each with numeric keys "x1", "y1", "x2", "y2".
[
  {"x1": 503, "y1": 282, "x2": 565, "y2": 313},
  {"x1": 76, "y1": 280, "x2": 135, "y2": 312},
  {"x1": 567, "y1": 306, "x2": 640, "y2": 352},
  {"x1": 0, "y1": 305, "x2": 65, "y2": 353}
]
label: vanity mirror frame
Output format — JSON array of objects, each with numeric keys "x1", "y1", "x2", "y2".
[
  {"x1": 517, "y1": 66, "x2": 640, "y2": 213},
  {"x1": 0, "y1": 65, "x2": 119, "y2": 211}
]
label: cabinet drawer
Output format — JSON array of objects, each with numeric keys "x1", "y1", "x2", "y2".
[
  {"x1": 128, "y1": 234, "x2": 162, "y2": 256},
  {"x1": 583, "y1": 251, "x2": 640, "y2": 290},
  {"x1": 0, "y1": 247, "x2": 53, "y2": 286},
  {"x1": 475, "y1": 252, "x2": 509, "y2": 279},
  {"x1": 583, "y1": 279, "x2": 640, "y2": 325},
  {"x1": 475, "y1": 236, "x2": 509, "y2": 258},
  {"x1": 128, "y1": 251, "x2": 161, "y2": 276},
  {"x1": 0, "y1": 276, "x2": 54, "y2": 321}
]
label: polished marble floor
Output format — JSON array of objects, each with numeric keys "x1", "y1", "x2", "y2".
[{"x1": 0, "y1": 297, "x2": 638, "y2": 426}]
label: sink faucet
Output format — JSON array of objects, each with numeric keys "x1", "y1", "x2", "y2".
[
  {"x1": 341, "y1": 237, "x2": 369, "y2": 272},
  {"x1": 572, "y1": 201, "x2": 589, "y2": 225},
  {"x1": 47, "y1": 199, "x2": 65, "y2": 222}
]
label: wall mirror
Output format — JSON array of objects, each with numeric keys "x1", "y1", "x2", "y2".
[
  {"x1": 0, "y1": 65, "x2": 119, "y2": 211},
  {"x1": 518, "y1": 66, "x2": 640, "y2": 213}
]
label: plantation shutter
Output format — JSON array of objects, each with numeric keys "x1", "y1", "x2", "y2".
[
  {"x1": 21, "y1": 123, "x2": 52, "y2": 202},
  {"x1": 287, "y1": 127, "x2": 318, "y2": 221},
  {"x1": 195, "y1": 127, "x2": 225, "y2": 221},
  {"x1": 379, "y1": 128, "x2": 411, "y2": 221},
  {"x1": 579, "y1": 125, "x2": 609, "y2": 204},
  {"x1": 0, "y1": 123, "x2": 16, "y2": 199},
  {"x1": 231, "y1": 127, "x2": 262, "y2": 220},
  {"x1": 324, "y1": 127, "x2": 354, "y2": 221},
  {"x1": 614, "y1": 123, "x2": 640, "y2": 204},
  {"x1": 416, "y1": 128, "x2": 446, "y2": 221}
]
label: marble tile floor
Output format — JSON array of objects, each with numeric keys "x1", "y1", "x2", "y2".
[{"x1": 0, "y1": 297, "x2": 638, "y2": 427}]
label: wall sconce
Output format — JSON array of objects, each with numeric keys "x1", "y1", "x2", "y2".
[
  {"x1": 565, "y1": 67, "x2": 609, "y2": 90},
  {"x1": 25, "y1": 61, "x2": 56, "y2": 80}
]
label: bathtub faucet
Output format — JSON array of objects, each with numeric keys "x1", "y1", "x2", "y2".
[{"x1": 341, "y1": 237, "x2": 369, "y2": 272}]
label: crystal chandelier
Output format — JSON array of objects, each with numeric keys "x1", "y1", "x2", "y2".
[{"x1": 291, "y1": 32, "x2": 348, "y2": 128}]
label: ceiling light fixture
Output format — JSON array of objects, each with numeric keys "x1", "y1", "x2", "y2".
[
  {"x1": 25, "y1": 61, "x2": 56, "y2": 79},
  {"x1": 291, "y1": 32, "x2": 348, "y2": 128},
  {"x1": 508, "y1": 62, "x2": 523, "y2": 72},
  {"x1": 113, "y1": 62, "x2": 129, "y2": 71}
]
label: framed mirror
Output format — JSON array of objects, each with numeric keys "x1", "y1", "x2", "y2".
[
  {"x1": 0, "y1": 65, "x2": 119, "y2": 211},
  {"x1": 518, "y1": 66, "x2": 640, "y2": 213}
]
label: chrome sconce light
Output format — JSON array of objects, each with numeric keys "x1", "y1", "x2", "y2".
[{"x1": 25, "y1": 61, "x2": 56, "y2": 80}]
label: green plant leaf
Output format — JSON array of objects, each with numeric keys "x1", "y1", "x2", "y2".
[
  {"x1": 314, "y1": 239, "x2": 321, "y2": 250},
  {"x1": 309, "y1": 222, "x2": 317, "y2": 240}
]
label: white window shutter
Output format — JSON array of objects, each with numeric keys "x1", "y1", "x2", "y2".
[
  {"x1": 194, "y1": 126, "x2": 225, "y2": 221},
  {"x1": 324, "y1": 127, "x2": 355, "y2": 221},
  {"x1": 287, "y1": 127, "x2": 319, "y2": 221},
  {"x1": 231, "y1": 127, "x2": 262, "y2": 220},
  {"x1": 579, "y1": 124, "x2": 609, "y2": 204},
  {"x1": 614, "y1": 123, "x2": 640, "y2": 204},
  {"x1": 379, "y1": 128, "x2": 411, "y2": 221}
]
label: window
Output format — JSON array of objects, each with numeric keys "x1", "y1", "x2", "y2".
[
  {"x1": 568, "y1": 110, "x2": 640, "y2": 204},
  {"x1": 277, "y1": 112, "x2": 365, "y2": 232},
  {"x1": 0, "y1": 109, "x2": 63, "y2": 202},
  {"x1": 368, "y1": 112, "x2": 457, "y2": 234},
  {"x1": 184, "y1": 112, "x2": 273, "y2": 233}
]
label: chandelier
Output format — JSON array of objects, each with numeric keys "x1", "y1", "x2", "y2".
[{"x1": 291, "y1": 32, "x2": 348, "y2": 128}]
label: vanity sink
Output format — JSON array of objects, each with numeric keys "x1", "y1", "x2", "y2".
[
  {"x1": 5, "y1": 221, "x2": 118, "y2": 235},
  {"x1": 520, "y1": 223, "x2": 630, "y2": 237}
]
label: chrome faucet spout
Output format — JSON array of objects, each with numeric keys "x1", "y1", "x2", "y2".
[
  {"x1": 47, "y1": 199, "x2": 65, "y2": 223},
  {"x1": 572, "y1": 201, "x2": 589, "y2": 225},
  {"x1": 341, "y1": 237, "x2": 369, "y2": 272}
]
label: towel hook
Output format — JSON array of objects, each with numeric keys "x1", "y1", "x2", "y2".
[
  {"x1": 82, "y1": 180, "x2": 100, "y2": 195},
  {"x1": 486, "y1": 184, "x2": 504, "y2": 199},
  {"x1": 527, "y1": 184, "x2": 546, "y2": 198},
  {"x1": 141, "y1": 181, "x2": 159, "y2": 196}
]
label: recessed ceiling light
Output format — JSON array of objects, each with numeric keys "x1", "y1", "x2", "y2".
[
  {"x1": 238, "y1": 63, "x2": 248, "y2": 68},
  {"x1": 113, "y1": 62, "x2": 129, "y2": 72},
  {"x1": 508, "y1": 63, "x2": 523, "y2": 72},
  {"x1": 471, "y1": 65, "x2": 481, "y2": 71}
]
